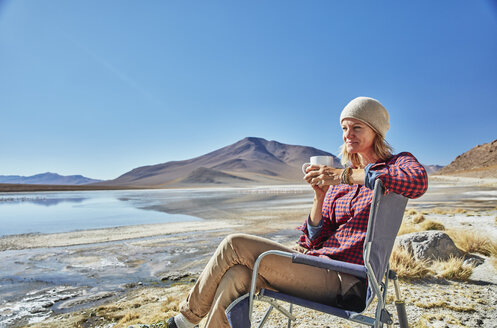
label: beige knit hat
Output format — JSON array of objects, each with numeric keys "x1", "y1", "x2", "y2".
[{"x1": 340, "y1": 97, "x2": 390, "y2": 137}]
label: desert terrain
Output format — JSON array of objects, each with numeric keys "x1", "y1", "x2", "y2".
[{"x1": 0, "y1": 176, "x2": 496, "y2": 328}]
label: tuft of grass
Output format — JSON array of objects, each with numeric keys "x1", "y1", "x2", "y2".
[
  {"x1": 430, "y1": 256, "x2": 473, "y2": 281},
  {"x1": 429, "y1": 207, "x2": 466, "y2": 215},
  {"x1": 420, "y1": 220, "x2": 445, "y2": 231},
  {"x1": 446, "y1": 229, "x2": 496, "y2": 256},
  {"x1": 405, "y1": 208, "x2": 418, "y2": 216},
  {"x1": 398, "y1": 218, "x2": 444, "y2": 235},
  {"x1": 389, "y1": 246, "x2": 431, "y2": 279},
  {"x1": 397, "y1": 220, "x2": 420, "y2": 235},
  {"x1": 415, "y1": 300, "x2": 476, "y2": 313},
  {"x1": 415, "y1": 313, "x2": 462, "y2": 327},
  {"x1": 431, "y1": 207, "x2": 448, "y2": 215},
  {"x1": 116, "y1": 312, "x2": 140, "y2": 325},
  {"x1": 412, "y1": 214, "x2": 425, "y2": 224},
  {"x1": 160, "y1": 295, "x2": 181, "y2": 313}
]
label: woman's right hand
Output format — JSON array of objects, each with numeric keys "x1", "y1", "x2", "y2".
[{"x1": 303, "y1": 165, "x2": 331, "y2": 200}]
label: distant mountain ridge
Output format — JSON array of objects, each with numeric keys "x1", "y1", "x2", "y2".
[
  {"x1": 0, "y1": 173, "x2": 102, "y2": 185},
  {"x1": 102, "y1": 137, "x2": 342, "y2": 187},
  {"x1": 423, "y1": 164, "x2": 444, "y2": 175},
  {"x1": 436, "y1": 139, "x2": 497, "y2": 178}
]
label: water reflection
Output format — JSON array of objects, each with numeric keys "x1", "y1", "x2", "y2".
[
  {"x1": 0, "y1": 196, "x2": 86, "y2": 206},
  {"x1": 0, "y1": 190, "x2": 201, "y2": 236}
]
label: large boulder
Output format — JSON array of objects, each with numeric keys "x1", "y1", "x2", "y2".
[{"x1": 396, "y1": 231, "x2": 463, "y2": 261}]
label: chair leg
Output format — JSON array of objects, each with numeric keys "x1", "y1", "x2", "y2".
[
  {"x1": 256, "y1": 296, "x2": 297, "y2": 326},
  {"x1": 257, "y1": 305, "x2": 274, "y2": 328},
  {"x1": 286, "y1": 303, "x2": 293, "y2": 328},
  {"x1": 390, "y1": 271, "x2": 409, "y2": 328}
]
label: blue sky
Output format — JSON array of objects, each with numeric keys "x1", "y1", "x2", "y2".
[{"x1": 1, "y1": 1, "x2": 496, "y2": 180}]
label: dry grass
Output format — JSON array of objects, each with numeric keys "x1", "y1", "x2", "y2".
[
  {"x1": 397, "y1": 218, "x2": 445, "y2": 236},
  {"x1": 390, "y1": 246, "x2": 431, "y2": 279},
  {"x1": 420, "y1": 220, "x2": 445, "y2": 231},
  {"x1": 405, "y1": 208, "x2": 418, "y2": 216},
  {"x1": 446, "y1": 229, "x2": 497, "y2": 256},
  {"x1": 430, "y1": 256, "x2": 474, "y2": 281},
  {"x1": 390, "y1": 245, "x2": 475, "y2": 281},
  {"x1": 90, "y1": 286, "x2": 190, "y2": 328},
  {"x1": 412, "y1": 214, "x2": 425, "y2": 224},
  {"x1": 428, "y1": 207, "x2": 467, "y2": 215},
  {"x1": 116, "y1": 312, "x2": 141, "y2": 326},
  {"x1": 397, "y1": 221, "x2": 421, "y2": 235},
  {"x1": 431, "y1": 207, "x2": 449, "y2": 215},
  {"x1": 415, "y1": 299, "x2": 476, "y2": 312},
  {"x1": 415, "y1": 313, "x2": 462, "y2": 327}
]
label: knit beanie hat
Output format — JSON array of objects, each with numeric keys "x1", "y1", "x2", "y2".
[{"x1": 340, "y1": 97, "x2": 390, "y2": 137}]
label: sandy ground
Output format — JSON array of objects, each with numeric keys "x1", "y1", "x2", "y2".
[{"x1": 1, "y1": 178, "x2": 497, "y2": 327}]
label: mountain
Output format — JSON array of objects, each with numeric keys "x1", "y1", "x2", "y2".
[
  {"x1": 423, "y1": 164, "x2": 444, "y2": 175},
  {"x1": 103, "y1": 137, "x2": 341, "y2": 187},
  {"x1": 0, "y1": 173, "x2": 102, "y2": 185},
  {"x1": 436, "y1": 139, "x2": 497, "y2": 178}
]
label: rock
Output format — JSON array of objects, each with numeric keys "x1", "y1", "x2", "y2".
[
  {"x1": 160, "y1": 272, "x2": 191, "y2": 282},
  {"x1": 57, "y1": 291, "x2": 115, "y2": 310},
  {"x1": 395, "y1": 231, "x2": 463, "y2": 261},
  {"x1": 464, "y1": 254, "x2": 485, "y2": 267},
  {"x1": 122, "y1": 282, "x2": 142, "y2": 289},
  {"x1": 122, "y1": 282, "x2": 137, "y2": 289}
]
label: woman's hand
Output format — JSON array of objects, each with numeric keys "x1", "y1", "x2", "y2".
[{"x1": 304, "y1": 165, "x2": 342, "y2": 199}]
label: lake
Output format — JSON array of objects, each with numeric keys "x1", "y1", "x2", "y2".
[
  {"x1": 0, "y1": 186, "x2": 313, "y2": 237},
  {"x1": 0, "y1": 189, "x2": 203, "y2": 236}
]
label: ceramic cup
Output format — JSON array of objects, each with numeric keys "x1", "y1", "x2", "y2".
[{"x1": 302, "y1": 156, "x2": 334, "y2": 174}]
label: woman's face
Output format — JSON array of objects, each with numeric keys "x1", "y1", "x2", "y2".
[{"x1": 341, "y1": 118, "x2": 376, "y2": 155}]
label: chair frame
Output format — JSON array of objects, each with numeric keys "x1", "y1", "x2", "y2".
[{"x1": 247, "y1": 179, "x2": 408, "y2": 328}]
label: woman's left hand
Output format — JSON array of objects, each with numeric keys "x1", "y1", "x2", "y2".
[{"x1": 304, "y1": 165, "x2": 342, "y2": 187}]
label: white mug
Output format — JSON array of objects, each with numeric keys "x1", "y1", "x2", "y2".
[{"x1": 302, "y1": 156, "x2": 334, "y2": 174}]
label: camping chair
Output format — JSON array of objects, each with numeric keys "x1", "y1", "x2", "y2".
[{"x1": 226, "y1": 179, "x2": 409, "y2": 328}]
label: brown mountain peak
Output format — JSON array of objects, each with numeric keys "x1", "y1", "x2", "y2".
[{"x1": 436, "y1": 139, "x2": 497, "y2": 178}]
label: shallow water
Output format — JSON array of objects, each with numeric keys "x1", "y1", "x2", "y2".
[
  {"x1": 0, "y1": 186, "x2": 314, "y2": 237},
  {"x1": 0, "y1": 189, "x2": 204, "y2": 236}
]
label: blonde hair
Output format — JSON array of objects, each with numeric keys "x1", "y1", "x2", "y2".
[{"x1": 340, "y1": 133, "x2": 393, "y2": 168}]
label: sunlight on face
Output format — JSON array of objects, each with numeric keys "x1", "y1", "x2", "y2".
[{"x1": 341, "y1": 118, "x2": 376, "y2": 155}]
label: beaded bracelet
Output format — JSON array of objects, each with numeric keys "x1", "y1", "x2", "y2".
[
  {"x1": 346, "y1": 167, "x2": 353, "y2": 185},
  {"x1": 340, "y1": 169, "x2": 347, "y2": 184},
  {"x1": 340, "y1": 167, "x2": 353, "y2": 185},
  {"x1": 340, "y1": 167, "x2": 347, "y2": 184}
]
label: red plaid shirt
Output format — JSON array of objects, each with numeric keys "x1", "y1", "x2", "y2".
[{"x1": 297, "y1": 152, "x2": 428, "y2": 265}]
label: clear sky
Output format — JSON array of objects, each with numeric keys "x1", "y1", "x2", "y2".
[{"x1": 1, "y1": 1, "x2": 496, "y2": 180}]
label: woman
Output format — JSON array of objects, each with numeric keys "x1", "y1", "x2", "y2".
[{"x1": 147, "y1": 96, "x2": 428, "y2": 328}]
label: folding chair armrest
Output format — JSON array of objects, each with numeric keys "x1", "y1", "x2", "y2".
[{"x1": 292, "y1": 253, "x2": 368, "y2": 279}]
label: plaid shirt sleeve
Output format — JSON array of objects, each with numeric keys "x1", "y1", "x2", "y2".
[
  {"x1": 297, "y1": 187, "x2": 339, "y2": 250},
  {"x1": 296, "y1": 152, "x2": 428, "y2": 265},
  {"x1": 365, "y1": 152, "x2": 428, "y2": 199}
]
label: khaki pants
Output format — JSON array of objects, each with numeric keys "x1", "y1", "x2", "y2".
[{"x1": 179, "y1": 233, "x2": 364, "y2": 328}]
